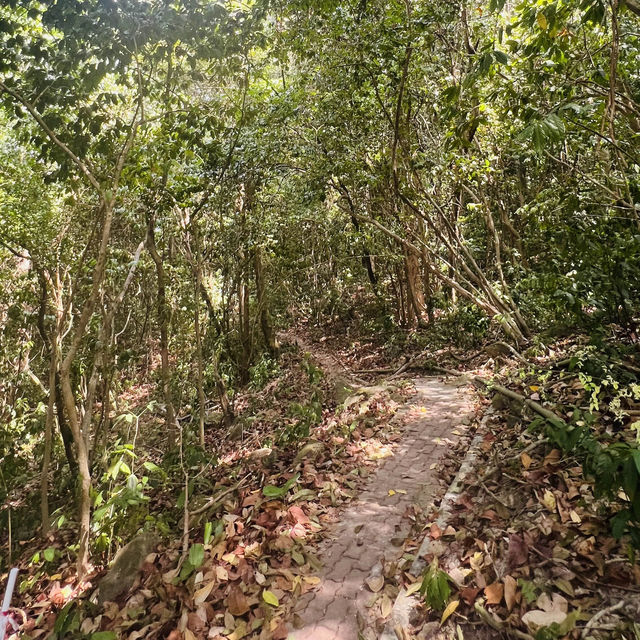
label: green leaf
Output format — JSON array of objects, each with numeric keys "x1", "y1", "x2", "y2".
[
  {"x1": 91, "y1": 633, "x2": 118, "y2": 640},
  {"x1": 204, "y1": 521, "x2": 213, "y2": 545},
  {"x1": 262, "y1": 589, "x2": 279, "y2": 606},
  {"x1": 43, "y1": 547, "x2": 55, "y2": 562},
  {"x1": 142, "y1": 461, "x2": 163, "y2": 474},
  {"x1": 419, "y1": 560, "x2": 451, "y2": 611},
  {"x1": 188, "y1": 543, "x2": 205, "y2": 568},
  {"x1": 493, "y1": 50, "x2": 508, "y2": 65},
  {"x1": 518, "y1": 579, "x2": 538, "y2": 604},
  {"x1": 632, "y1": 450, "x2": 640, "y2": 474},
  {"x1": 262, "y1": 473, "x2": 300, "y2": 498},
  {"x1": 537, "y1": 12, "x2": 548, "y2": 29}
]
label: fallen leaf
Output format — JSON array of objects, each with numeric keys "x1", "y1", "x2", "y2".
[
  {"x1": 288, "y1": 505, "x2": 309, "y2": 525},
  {"x1": 543, "y1": 449, "x2": 561, "y2": 467},
  {"x1": 507, "y1": 534, "x2": 528, "y2": 568},
  {"x1": 380, "y1": 594, "x2": 393, "y2": 618},
  {"x1": 366, "y1": 575, "x2": 384, "y2": 593},
  {"x1": 193, "y1": 581, "x2": 215, "y2": 606},
  {"x1": 485, "y1": 582, "x2": 504, "y2": 606},
  {"x1": 521, "y1": 609, "x2": 567, "y2": 630},
  {"x1": 520, "y1": 452, "x2": 533, "y2": 469},
  {"x1": 503, "y1": 575, "x2": 517, "y2": 612},
  {"x1": 216, "y1": 566, "x2": 229, "y2": 581},
  {"x1": 227, "y1": 587, "x2": 250, "y2": 616},
  {"x1": 459, "y1": 586, "x2": 481, "y2": 605},
  {"x1": 542, "y1": 490, "x2": 557, "y2": 512},
  {"x1": 440, "y1": 599, "x2": 459, "y2": 625},
  {"x1": 262, "y1": 590, "x2": 279, "y2": 607}
]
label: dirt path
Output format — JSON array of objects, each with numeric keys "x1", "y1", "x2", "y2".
[{"x1": 287, "y1": 376, "x2": 474, "y2": 640}]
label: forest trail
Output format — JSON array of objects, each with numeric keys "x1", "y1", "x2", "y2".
[{"x1": 284, "y1": 336, "x2": 475, "y2": 639}]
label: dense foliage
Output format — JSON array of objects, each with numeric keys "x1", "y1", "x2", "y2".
[{"x1": 1, "y1": 0, "x2": 640, "y2": 621}]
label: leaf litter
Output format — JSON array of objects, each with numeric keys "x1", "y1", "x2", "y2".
[{"x1": 7, "y1": 343, "x2": 411, "y2": 639}]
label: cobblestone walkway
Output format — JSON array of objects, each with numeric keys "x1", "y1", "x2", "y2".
[{"x1": 288, "y1": 378, "x2": 474, "y2": 640}]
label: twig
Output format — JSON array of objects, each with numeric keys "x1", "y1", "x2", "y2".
[
  {"x1": 474, "y1": 602, "x2": 534, "y2": 640},
  {"x1": 581, "y1": 598, "x2": 627, "y2": 638},
  {"x1": 480, "y1": 482, "x2": 512, "y2": 510},
  {"x1": 189, "y1": 475, "x2": 250, "y2": 517},
  {"x1": 480, "y1": 438, "x2": 548, "y2": 482}
]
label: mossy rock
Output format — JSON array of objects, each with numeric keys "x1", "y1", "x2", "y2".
[
  {"x1": 332, "y1": 376, "x2": 355, "y2": 404},
  {"x1": 294, "y1": 441, "x2": 325, "y2": 465},
  {"x1": 98, "y1": 532, "x2": 158, "y2": 604}
]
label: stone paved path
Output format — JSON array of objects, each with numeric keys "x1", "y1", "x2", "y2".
[{"x1": 288, "y1": 377, "x2": 474, "y2": 640}]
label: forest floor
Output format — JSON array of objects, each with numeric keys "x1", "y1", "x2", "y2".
[
  {"x1": 283, "y1": 331, "x2": 640, "y2": 640},
  {"x1": 7, "y1": 328, "x2": 640, "y2": 640}
]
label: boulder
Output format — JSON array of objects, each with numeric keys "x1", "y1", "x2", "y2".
[
  {"x1": 294, "y1": 441, "x2": 325, "y2": 465},
  {"x1": 98, "y1": 532, "x2": 158, "y2": 604}
]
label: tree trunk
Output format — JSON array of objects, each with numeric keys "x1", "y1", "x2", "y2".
[
  {"x1": 194, "y1": 235, "x2": 206, "y2": 447},
  {"x1": 405, "y1": 249, "x2": 427, "y2": 327},
  {"x1": 253, "y1": 245, "x2": 278, "y2": 354},
  {"x1": 147, "y1": 217, "x2": 177, "y2": 449},
  {"x1": 237, "y1": 268, "x2": 251, "y2": 385},
  {"x1": 40, "y1": 348, "x2": 57, "y2": 536}
]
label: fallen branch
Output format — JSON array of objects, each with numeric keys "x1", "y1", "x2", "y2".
[
  {"x1": 388, "y1": 349, "x2": 432, "y2": 378},
  {"x1": 480, "y1": 437, "x2": 548, "y2": 482},
  {"x1": 581, "y1": 598, "x2": 628, "y2": 638},
  {"x1": 189, "y1": 475, "x2": 250, "y2": 517}
]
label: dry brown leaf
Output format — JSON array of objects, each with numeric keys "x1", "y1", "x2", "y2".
[
  {"x1": 380, "y1": 594, "x2": 393, "y2": 618},
  {"x1": 227, "y1": 587, "x2": 250, "y2": 616},
  {"x1": 193, "y1": 581, "x2": 215, "y2": 606},
  {"x1": 366, "y1": 575, "x2": 384, "y2": 593},
  {"x1": 484, "y1": 582, "x2": 504, "y2": 605},
  {"x1": 503, "y1": 575, "x2": 517, "y2": 612},
  {"x1": 459, "y1": 586, "x2": 481, "y2": 605}
]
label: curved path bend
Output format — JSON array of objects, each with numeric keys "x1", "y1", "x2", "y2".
[{"x1": 288, "y1": 377, "x2": 474, "y2": 640}]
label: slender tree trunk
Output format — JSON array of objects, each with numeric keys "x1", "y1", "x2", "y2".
[
  {"x1": 237, "y1": 267, "x2": 251, "y2": 385},
  {"x1": 40, "y1": 347, "x2": 57, "y2": 536},
  {"x1": 194, "y1": 234, "x2": 206, "y2": 447},
  {"x1": 147, "y1": 217, "x2": 177, "y2": 448},
  {"x1": 253, "y1": 245, "x2": 278, "y2": 354},
  {"x1": 405, "y1": 249, "x2": 427, "y2": 327}
]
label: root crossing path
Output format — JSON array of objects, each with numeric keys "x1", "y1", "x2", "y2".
[{"x1": 288, "y1": 378, "x2": 474, "y2": 640}]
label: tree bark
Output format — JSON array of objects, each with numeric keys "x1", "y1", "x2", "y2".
[
  {"x1": 253, "y1": 245, "x2": 278, "y2": 354},
  {"x1": 40, "y1": 347, "x2": 57, "y2": 536},
  {"x1": 147, "y1": 217, "x2": 177, "y2": 449}
]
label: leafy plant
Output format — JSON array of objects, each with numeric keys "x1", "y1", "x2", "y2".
[
  {"x1": 262, "y1": 473, "x2": 300, "y2": 498},
  {"x1": 420, "y1": 559, "x2": 452, "y2": 611}
]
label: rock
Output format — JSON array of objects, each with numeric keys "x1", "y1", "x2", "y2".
[
  {"x1": 417, "y1": 621, "x2": 441, "y2": 639},
  {"x1": 205, "y1": 410, "x2": 223, "y2": 426},
  {"x1": 294, "y1": 441, "x2": 325, "y2": 465},
  {"x1": 332, "y1": 377, "x2": 355, "y2": 404},
  {"x1": 98, "y1": 532, "x2": 158, "y2": 604},
  {"x1": 248, "y1": 447, "x2": 273, "y2": 462}
]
